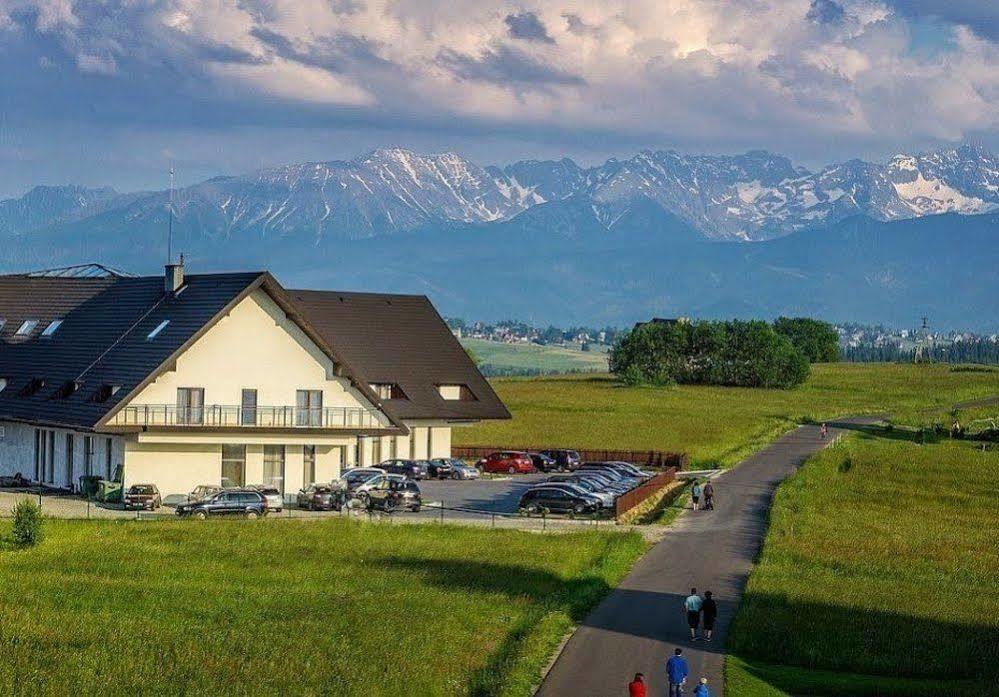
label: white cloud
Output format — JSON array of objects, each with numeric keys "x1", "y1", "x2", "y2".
[{"x1": 7, "y1": 0, "x2": 998, "y2": 150}]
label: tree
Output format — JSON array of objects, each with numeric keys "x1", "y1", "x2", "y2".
[{"x1": 774, "y1": 317, "x2": 840, "y2": 363}]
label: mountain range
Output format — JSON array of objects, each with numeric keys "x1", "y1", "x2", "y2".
[{"x1": 1, "y1": 145, "x2": 998, "y2": 330}]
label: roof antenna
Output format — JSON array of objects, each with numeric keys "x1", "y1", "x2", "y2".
[{"x1": 167, "y1": 167, "x2": 175, "y2": 265}]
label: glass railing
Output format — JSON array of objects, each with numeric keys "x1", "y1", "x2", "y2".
[{"x1": 110, "y1": 404, "x2": 382, "y2": 429}]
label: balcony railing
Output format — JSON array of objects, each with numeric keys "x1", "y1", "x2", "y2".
[{"x1": 109, "y1": 404, "x2": 383, "y2": 429}]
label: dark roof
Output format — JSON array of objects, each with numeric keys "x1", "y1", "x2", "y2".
[
  {"x1": 290, "y1": 290, "x2": 511, "y2": 421},
  {"x1": 0, "y1": 271, "x2": 265, "y2": 429}
]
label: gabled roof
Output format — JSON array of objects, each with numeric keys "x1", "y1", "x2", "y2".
[{"x1": 289, "y1": 290, "x2": 511, "y2": 421}]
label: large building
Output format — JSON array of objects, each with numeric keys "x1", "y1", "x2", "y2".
[{"x1": 0, "y1": 263, "x2": 508, "y2": 500}]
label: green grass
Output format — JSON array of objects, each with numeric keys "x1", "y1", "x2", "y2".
[
  {"x1": 457, "y1": 363, "x2": 999, "y2": 468},
  {"x1": 726, "y1": 434, "x2": 999, "y2": 695},
  {"x1": 461, "y1": 338, "x2": 608, "y2": 375},
  {"x1": 0, "y1": 518, "x2": 645, "y2": 695}
]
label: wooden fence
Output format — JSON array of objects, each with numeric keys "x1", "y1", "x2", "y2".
[
  {"x1": 452, "y1": 446, "x2": 687, "y2": 470},
  {"x1": 614, "y1": 468, "x2": 678, "y2": 518}
]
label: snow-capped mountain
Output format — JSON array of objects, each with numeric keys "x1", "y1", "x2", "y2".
[{"x1": 1, "y1": 145, "x2": 995, "y2": 245}]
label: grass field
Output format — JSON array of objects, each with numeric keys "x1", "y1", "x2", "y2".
[
  {"x1": 726, "y1": 433, "x2": 999, "y2": 696},
  {"x1": 461, "y1": 338, "x2": 608, "y2": 375},
  {"x1": 456, "y1": 363, "x2": 999, "y2": 468},
  {"x1": 0, "y1": 519, "x2": 645, "y2": 695}
]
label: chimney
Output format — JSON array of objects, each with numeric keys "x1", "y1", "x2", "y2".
[{"x1": 165, "y1": 254, "x2": 184, "y2": 293}]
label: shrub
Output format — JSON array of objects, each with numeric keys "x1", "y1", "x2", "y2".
[{"x1": 11, "y1": 499, "x2": 43, "y2": 547}]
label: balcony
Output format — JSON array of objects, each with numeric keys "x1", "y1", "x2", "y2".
[{"x1": 108, "y1": 404, "x2": 383, "y2": 430}]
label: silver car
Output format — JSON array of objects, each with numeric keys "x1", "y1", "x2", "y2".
[
  {"x1": 250, "y1": 485, "x2": 283, "y2": 512},
  {"x1": 443, "y1": 458, "x2": 481, "y2": 480}
]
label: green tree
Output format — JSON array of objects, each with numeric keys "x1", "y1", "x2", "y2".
[{"x1": 774, "y1": 317, "x2": 840, "y2": 363}]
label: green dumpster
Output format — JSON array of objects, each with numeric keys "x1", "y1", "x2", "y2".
[
  {"x1": 79, "y1": 475, "x2": 102, "y2": 498},
  {"x1": 98, "y1": 480, "x2": 122, "y2": 503}
]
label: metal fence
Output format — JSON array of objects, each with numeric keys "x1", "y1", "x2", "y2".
[
  {"x1": 452, "y1": 445, "x2": 687, "y2": 469},
  {"x1": 108, "y1": 404, "x2": 382, "y2": 429}
]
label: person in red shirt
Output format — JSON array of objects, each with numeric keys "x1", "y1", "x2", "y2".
[{"x1": 628, "y1": 672, "x2": 647, "y2": 697}]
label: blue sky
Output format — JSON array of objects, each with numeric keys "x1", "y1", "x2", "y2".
[{"x1": 1, "y1": 0, "x2": 996, "y2": 198}]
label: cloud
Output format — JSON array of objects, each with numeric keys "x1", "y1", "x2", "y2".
[
  {"x1": 505, "y1": 11, "x2": 555, "y2": 44},
  {"x1": 437, "y1": 45, "x2": 582, "y2": 87}
]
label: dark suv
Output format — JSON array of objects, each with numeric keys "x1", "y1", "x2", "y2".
[
  {"x1": 175, "y1": 489, "x2": 267, "y2": 519},
  {"x1": 378, "y1": 459, "x2": 429, "y2": 480},
  {"x1": 539, "y1": 449, "x2": 581, "y2": 472},
  {"x1": 425, "y1": 459, "x2": 454, "y2": 479}
]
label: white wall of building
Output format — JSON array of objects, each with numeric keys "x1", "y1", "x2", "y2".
[{"x1": 0, "y1": 420, "x2": 124, "y2": 490}]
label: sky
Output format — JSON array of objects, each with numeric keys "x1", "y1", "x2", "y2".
[{"x1": 1, "y1": 0, "x2": 997, "y2": 198}]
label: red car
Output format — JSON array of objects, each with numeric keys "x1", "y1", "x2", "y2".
[{"x1": 478, "y1": 451, "x2": 536, "y2": 474}]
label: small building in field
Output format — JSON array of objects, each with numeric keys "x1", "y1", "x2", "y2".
[{"x1": 0, "y1": 263, "x2": 509, "y2": 500}]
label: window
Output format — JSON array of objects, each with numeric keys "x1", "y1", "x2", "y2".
[
  {"x1": 389, "y1": 437, "x2": 398, "y2": 459},
  {"x1": 409, "y1": 428, "x2": 417, "y2": 459},
  {"x1": 105, "y1": 438, "x2": 114, "y2": 479},
  {"x1": 221, "y1": 445, "x2": 246, "y2": 487},
  {"x1": 296, "y1": 389, "x2": 323, "y2": 426},
  {"x1": 40, "y1": 319, "x2": 63, "y2": 337},
  {"x1": 0, "y1": 378, "x2": 7, "y2": 394},
  {"x1": 16, "y1": 320, "x2": 39, "y2": 336},
  {"x1": 240, "y1": 389, "x2": 257, "y2": 426},
  {"x1": 303, "y1": 445, "x2": 316, "y2": 487},
  {"x1": 427, "y1": 427, "x2": 434, "y2": 459},
  {"x1": 54, "y1": 380, "x2": 81, "y2": 399},
  {"x1": 263, "y1": 445, "x2": 286, "y2": 495},
  {"x1": 0, "y1": 318, "x2": 5, "y2": 332},
  {"x1": 83, "y1": 436, "x2": 95, "y2": 476},
  {"x1": 372, "y1": 383, "x2": 407, "y2": 399},
  {"x1": 371, "y1": 437, "x2": 382, "y2": 465},
  {"x1": 90, "y1": 383, "x2": 121, "y2": 403},
  {"x1": 65, "y1": 434, "x2": 74, "y2": 487},
  {"x1": 147, "y1": 319, "x2": 170, "y2": 340},
  {"x1": 177, "y1": 387, "x2": 205, "y2": 425},
  {"x1": 20, "y1": 378, "x2": 45, "y2": 397},
  {"x1": 438, "y1": 384, "x2": 476, "y2": 401}
]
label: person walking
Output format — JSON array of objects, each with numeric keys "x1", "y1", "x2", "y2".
[
  {"x1": 691, "y1": 481, "x2": 702, "y2": 511},
  {"x1": 693, "y1": 677, "x2": 711, "y2": 697},
  {"x1": 628, "y1": 672, "x2": 647, "y2": 697},
  {"x1": 702, "y1": 481, "x2": 714, "y2": 511},
  {"x1": 684, "y1": 588, "x2": 703, "y2": 640},
  {"x1": 820, "y1": 422, "x2": 829, "y2": 439},
  {"x1": 702, "y1": 590, "x2": 717, "y2": 642},
  {"x1": 666, "y1": 648, "x2": 689, "y2": 697}
]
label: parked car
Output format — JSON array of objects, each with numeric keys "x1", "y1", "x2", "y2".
[
  {"x1": 600, "y1": 461, "x2": 655, "y2": 479},
  {"x1": 175, "y1": 489, "x2": 267, "y2": 519},
  {"x1": 570, "y1": 470, "x2": 631, "y2": 493},
  {"x1": 478, "y1": 451, "x2": 535, "y2": 474},
  {"x1": 528, "y1": 452, "x2": 558, "y2": 472},
  {"x1": 544, "y1": 478, "x2": 615, "y2": 508},
  {"x1": 250, "y1": 485, "x2": 284, "y2": 512},
  {"x1": 432, "y1": 458, "x2": 480, "y2": 480},
  {"x1": 539, "y1": 449, "x2": 582, "y2": 472},
  {"x1": 341, "y1": 467, "x2": 386, "y2": 491},
  {"x1": 296, "y1": 483, "x2": 344, "y2": 511},
  {"x1": 379, "y1": 459, "x2": 429, "y2": 480},
  {"x1": 518, "y1": 486, "x2": 600, "y2": 516},
  {"x1": 187, "y1": 484, "x2": 223, "y2": 502},
  {"x1": 123, "y1": 484, "x2": 162, "y2": 510},
  {"x1": 578, "y1": 464, "x2": 642, "y2": 487},
  {"x1": 425, "y1": 458, "x2": 454, "y2": 479},
  {"x1": 366, "y1": 475, "x2": 422, "y2": 512}
]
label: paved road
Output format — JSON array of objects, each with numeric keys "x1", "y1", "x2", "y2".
[{"x1": 536, "y1": 420, "x2": 867, "y2": 697}]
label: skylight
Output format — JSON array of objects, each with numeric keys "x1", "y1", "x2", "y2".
[
  {"x1": 147, "y1": 319, "x2": 170, "y2": 340},
  {"x1": 15, "y1": 320, "x2": 39, "y2": 336},
  {"x1": 41, "y1": 319, "x2": 63, "y2": 337}
]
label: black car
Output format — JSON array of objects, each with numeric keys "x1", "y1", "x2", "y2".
[
  {"x1": 426, "y1": 459, "x2": 454, "y2": 479},
  {"x1": 296, "y1": 484, "x2": 344, "y2": 511},
  {"x1": 539, "y1": 449, "x2": 581, "y2": 472},
  {"x1": 175, "y1": 489, "x2": 267, "y2": 519},
  {"x1": 378, "y1": 459, "x2": 429, "y2": 480},
  {"x1": 528, "y1": 452, "x2": 557, "y2": 472},
  {"x1": 518, "y1": 487, "x2": 600, "y2": 516},
  {"x1": 366, "y1": 476, "x2": 422, "y2": 512}
]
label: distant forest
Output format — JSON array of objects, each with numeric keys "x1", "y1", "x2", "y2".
[{"x1": 844, "y1": 339, "x2": 999, "y2": 364}]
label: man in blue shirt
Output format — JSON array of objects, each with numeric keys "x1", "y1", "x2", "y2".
[
  {"x1": 666, "y1": 647, "x2": 689, "y2": 696},
  {"x1": 684, "y1": 588, "x2": 703, "y2": 640}
]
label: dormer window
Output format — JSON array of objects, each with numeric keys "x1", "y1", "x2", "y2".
[
  {"x1": 19, "y1": 378, "x2": 45, "y2": 397},
  {"x1": 0, "y1": 378, "x2": 8, "y2": 393},
  {"x1": 371, "y1": 383, "x2": 407, "y2": 400},
  {"x1": 90, "y1": 384, "x2": 122, "y2": 403},
  {"x1": 41, "y1": 319, "x2": 64, "y2": 337},
  {"x1": 438, "y1": 384, "x2": 476, "y2": 401},
  {"x1": 16, "y1": 320, "x2": 39, "y2": 336},
  {"x1": 147, "y1": 319, "x2": 170, "y2": 340},
  {"x1": 54, "y1": 380, "x2": 82, "y2": 399}
]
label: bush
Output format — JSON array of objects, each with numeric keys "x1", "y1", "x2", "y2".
[{"x1": 11, "y1": 499, "x2": 43, "y2": 547}]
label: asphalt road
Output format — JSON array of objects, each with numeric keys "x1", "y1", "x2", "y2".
[{"x1": 535, "y1": 421, "x2": 866, "y2": 697}]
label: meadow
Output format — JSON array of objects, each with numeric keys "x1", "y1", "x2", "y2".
[
  {"x1": 0, "y1": 518, "x2": 645, "y2": 696},
  {"x1": 460, "y1": 338, "x2": 608, "y2": 376},
  {"x1": 726, "y1": 434, "x2": 999, "y2": 695},
  {"x1": 455, "y1": 363, "x2": 999, "y2": 468}
]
